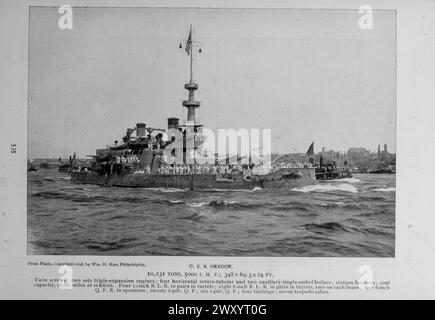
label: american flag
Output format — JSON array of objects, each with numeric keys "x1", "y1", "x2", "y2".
[{"x1": 185, "y1": 28, "x2": 192, "y2": 55}]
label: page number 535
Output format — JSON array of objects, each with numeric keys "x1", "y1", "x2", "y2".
[{"x1": 10, "y1": 144, "x2": 17, "y2": 154}]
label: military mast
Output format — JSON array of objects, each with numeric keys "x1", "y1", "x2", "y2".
[
  {"x1": 182, "y1": 25, "x2": 201, "y2": 125},
  {"x1": 179, "y1": 25, "x2": 202, "y2": 164}
]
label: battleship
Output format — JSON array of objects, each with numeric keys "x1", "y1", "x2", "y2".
[{"x1": 71, "y1": 26, "x2": 316, "y2": 190}]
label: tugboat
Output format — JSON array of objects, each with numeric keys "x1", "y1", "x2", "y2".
[
  {"x1": 70, "y1": 26, "x2": 316, "y2": 190},
  {"x1": 59, "y1": 155, "x2": 75, "y2": 173},
  {"x1": 27, "y1": 159, "x2": 38, "y2": 172},
  {"x1": 315, "y1": 155, "x2": 352, "y2": 181},
  {"x1": 27, "y1": 162, "x2": 38, "y2": 172}
]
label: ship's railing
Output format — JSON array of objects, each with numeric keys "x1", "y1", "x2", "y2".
[
  {"x1": 132, "y1": 162, "x2": 313, "y2": 176},
  {"x1": 251, "y1": 163, "x2": 313, "y2": 175},
  {"x1": 156, "y1": 164, "x2": 249, "y2": 175},
  {"x1": 71, "y1": 166, "x2": 92, "y2": 173}
]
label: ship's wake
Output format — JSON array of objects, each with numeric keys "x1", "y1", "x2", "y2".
[
  {"x1": 328, "y1": 177, "x2": 360, "y2": 183},
  {"x1": 372, "y1": 187, "x2": 395, "y2": 192},
  {"x1": 292, "y1": 183, "x2": 358, "y2": 193},
  {"x1": 141, "y1": 187, "x2": 186, "y2": 193}
]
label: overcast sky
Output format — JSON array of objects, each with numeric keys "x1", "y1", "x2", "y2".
[{"x1": 28, "y1": 7, "x2": 396, "y2": 158}]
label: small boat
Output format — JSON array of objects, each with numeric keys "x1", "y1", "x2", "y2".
[
  {"x1": 58, "y1": 163, "x2": 71, "y2": 173},
  {"x1": 315, "y1": 163, "x2": 352, "y2": 181},
  {"x1": 367, "y1": 167, "x2": 395, "y2": 174}
]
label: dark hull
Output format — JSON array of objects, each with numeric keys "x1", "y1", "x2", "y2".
[
  {"x1": 71, "y1": 167, "x2": 316, "y2": 190},
  {"x1": 315, "y1": 172, "x2": 352, "y2": 181},
  {"x1": 366, "y1": 169, "x2": 395, "y2": 174},
  {"x1": 58, "y1": 166, "x2": 70, "y2": 173},
  {"x1": 315, "y1": 166, "x2": 352, "y2": 181}
]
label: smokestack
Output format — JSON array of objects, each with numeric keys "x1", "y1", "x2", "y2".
[
  {"x1": 167, "y1": 117, "x2": 179, "y2": 129},
  {"x1": 136, "y1": 123, "x2": 146, "y2": 137}
]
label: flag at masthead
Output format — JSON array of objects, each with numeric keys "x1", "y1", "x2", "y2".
[{"x1": 185, "y1": 26, "x2": 192, "y2": 55}]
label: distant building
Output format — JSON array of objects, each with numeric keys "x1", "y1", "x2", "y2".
[
  {"x1": 378, "y1": 143, "x2": 392, "y2": 162},
  {"x1": 346, "y1": 147, "x2": 371, "y2": 167},
  {"x1": 317, "y1": 149, "x2": 342, "y2": 165},
  {"x1": 275, "y1": 144, "x2": 395, "y2": 170},
  {"x1": 347, "y1": 147, "x2": 370, "y2": 159}
]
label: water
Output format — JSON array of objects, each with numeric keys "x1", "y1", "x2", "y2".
[{"x1": 28, "y1": 169, "x2": 395, "y2": 257}]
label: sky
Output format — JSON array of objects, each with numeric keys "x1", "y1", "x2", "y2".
[{"x1": 28, "y1": 7, "x2": 396, "y2": 158}]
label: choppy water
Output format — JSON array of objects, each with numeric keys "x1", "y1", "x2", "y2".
[{"x1": 28, "y1": 169, "x2": 395, "y2": 257}]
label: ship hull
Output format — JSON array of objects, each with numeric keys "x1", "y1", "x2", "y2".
[{"x1": 71, "y1": 167, "x2": 316, "y2": 190}]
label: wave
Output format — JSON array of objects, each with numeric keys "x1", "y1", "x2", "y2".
[
  {"x1": 32, "y1": 191, "x2": 62, "y2": 198},
  {"x1": 202, "y1": 188, "x2": 258, "y2": 193},
  {"x1": 187, "y1": 199, "x2": 314, "y2": 211},
  {"x1": 330, "y1": 177, "x2": 360, "y2": 183},
  {"x1": 187, "y1": 202, "x2": 209, "y2": 208},
  {"x1": 141, "y1": 187, "x2": 186, "y2": 193},
  {"x1": 114, "y1": 198, "x2": 184, "y2": 206},
  {"x1": 187, "y1": 200, "x2": 259, "y2": 210},
  {"x1": 357, "y1": 227, "x2": 394, "y2": 238},
  {"x1": 108, "y1": 215, "x2": 127, "y2": 221},
  {"x1": 272, "y1": 204, "x2": 311, "y2": 212},
  {"x1": 319, "y1": 202, "x2": 346, "y2": 209},
  {"x1": 304, "y1": 222, "x2": 350, "y2": 234},
  {"x1": 32, "y1": 191, "x2": 185, "y2": 206},
  {"x1": 177, "y1": 212, "x2": 206, "y2": 221},
  {"x1": 168, "y1": 200, "x2": 184, "y2": 204},
  {"x1": 57, "y1": 176, "x2": 71, "y2": 180},
  {"x1": 292, "y1": 183, "x2": 358, "y2": 193},
  {"x1": 304, "y1": 221, "x2": 394, "y2": 239},
  {"x1": 209, "y1": 200, "x2": 238, "y2": 207},
  {"x1": 372, "y1": 187, "x2": 395, "y2": 192},
  {"x1": 30, "y1": 240, "x2": 53, "y2": 249}
]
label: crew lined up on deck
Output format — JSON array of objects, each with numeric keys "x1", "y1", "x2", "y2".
[
  {"x1": 132, "y1": 162, "x2": 313, "y2": 175},
  {"x1": 76, "y1": 157, "x2": 312, "y2": 175},
  {"x1": 154, "y1": 163, "x2": 251, "y2": 175}
]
